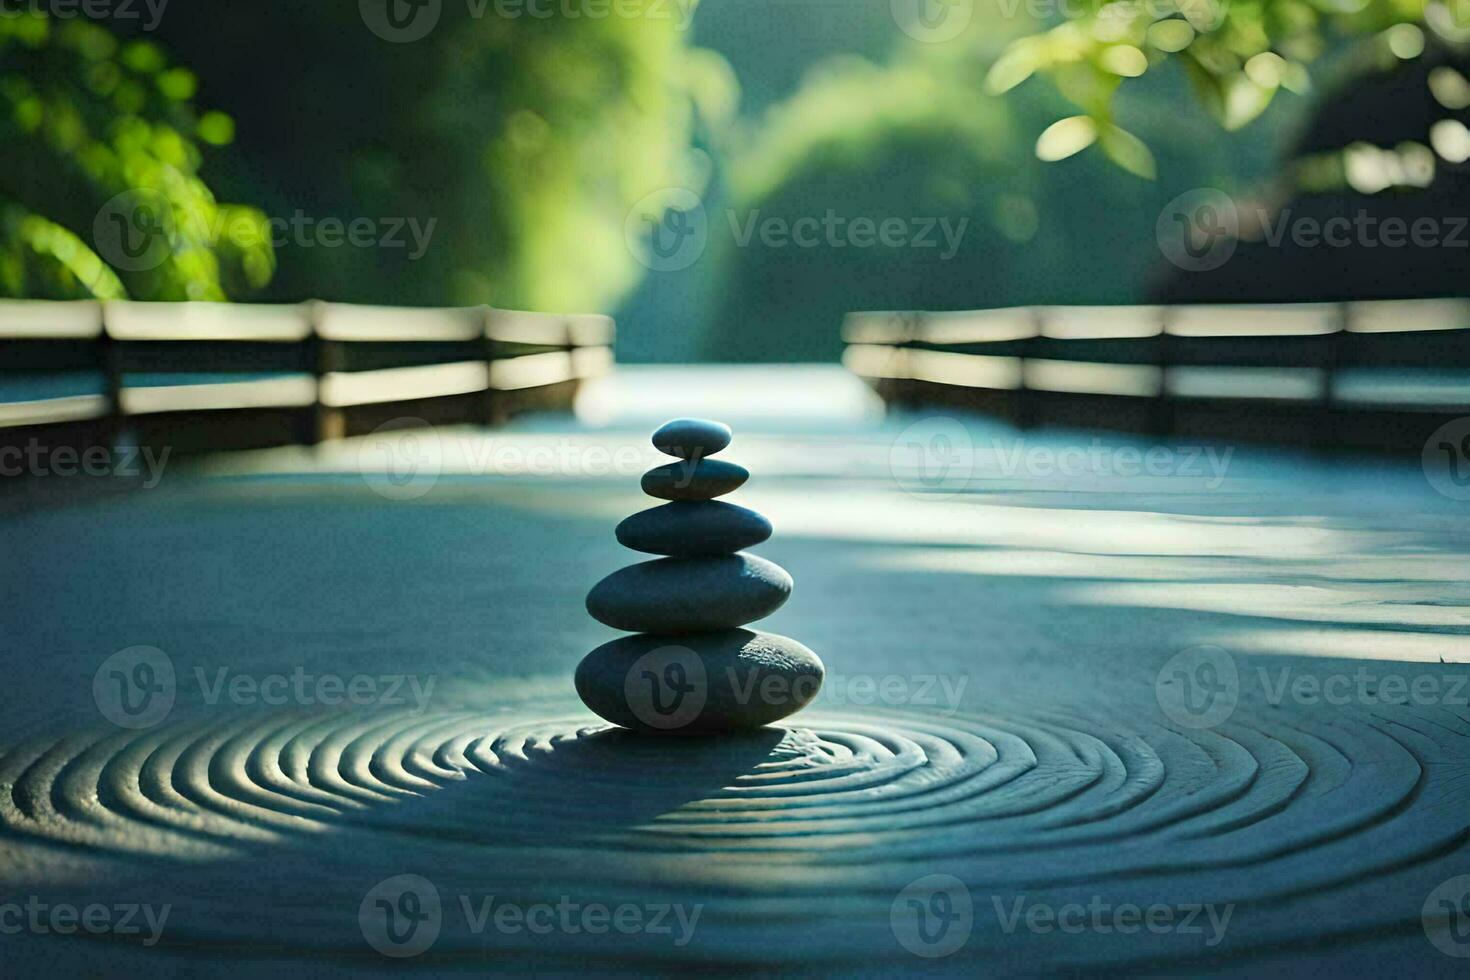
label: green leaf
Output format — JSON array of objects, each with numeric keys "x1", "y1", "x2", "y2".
[
  {"x1": 985, "y1": 44, "x2": 1040, "y2": 94},
  {"x1": 1099, "y1": 45, "x2": 1148, "y2": 78},
  {"x1": 1098, "y1": 123, "x2": 1157, "y2": 179},
  {"x1": 1222, "y1": 74, "x2": 1277, "y2": 130},
  {"x1": 197, "y1": 111, "x2": 235, "y2": 146},
  {"x1": 1180, "y1": 53, "x2": 1228, "y2": 124},
  {"x1": 1035, "y1": 115, "x2": 1098, "y2": 161}
]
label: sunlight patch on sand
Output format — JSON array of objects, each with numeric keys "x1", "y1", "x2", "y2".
[
  {"x1": 1060, "y1": 581, "x2": 1470, "y2": 630},
  {"x1": 870, "y1": 547, "x2": 1470, "y2": 584},
  {"x1": 760, "y1": 490, "x2": 1363, "y2": 558},
  {"x1": 1199, "y1": 627, "x2": 1470, "y2": 664}
]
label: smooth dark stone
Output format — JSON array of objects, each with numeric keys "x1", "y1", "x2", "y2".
[
  {"x1": 652, "y1": 418, "x2": 731, "y2": 460},
  {"x1": 575, "y1": 629, "x2": 825, "y2": 732},
  {"x1": 616, "y1": 501, "x2": 771, "y2": 557},
  {"x1": 641, "y1": 459, "x2": 749, "y2": 501},
  {"x1": 586, "y1": 553, "x2": 791, "y2": 633}
]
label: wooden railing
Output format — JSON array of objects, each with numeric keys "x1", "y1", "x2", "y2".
[
  {"x1": 0, "y1": 300, "x2": 614, "y2": 458},
  {"x1": 842, "y1": 299, "x2": 1470, "y2": 452}
]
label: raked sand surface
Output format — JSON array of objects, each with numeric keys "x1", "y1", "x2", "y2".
[{"x1": 2, "y1": 366, "x2": 1469, "y2": 975}]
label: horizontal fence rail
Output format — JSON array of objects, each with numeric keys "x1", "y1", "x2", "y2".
[
  {"x1": 842, "y1": 299, "x2": 1470, "y2": 452},
  {"x1": 0, "y1": 300, "x2": 614, "y2": 461}
]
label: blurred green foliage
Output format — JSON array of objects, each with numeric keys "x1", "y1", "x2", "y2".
[
  {"x1": 988, "y1": 0, "x2": 1470, "y2": 173},
  {"x1": 4, "y1": 1, "x2": 1458, "y2": 358},
  {"x1": 684, "y1": 4, "x2": 1296, "y2": 360},
  {"x1": 0, "y1": 11, "x2": 271, "y2": 300},
  {"x1": 133, "y1": 2, "x2": 723, "y2": 314},
  {"x1": 0, "y1": 4, "x2": 725, "y2": 315},
  {"x1": 419, "y1": 4, "x2": 724, "y2": 312}
]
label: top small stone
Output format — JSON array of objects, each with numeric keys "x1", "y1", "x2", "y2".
[{"x1": 652, "y1": 418, "x2": 732, "y2": 460}]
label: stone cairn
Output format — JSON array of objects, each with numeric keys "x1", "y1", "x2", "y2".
[{"x1": 576, "y1": 418, "x2": 825, "y2": 733}]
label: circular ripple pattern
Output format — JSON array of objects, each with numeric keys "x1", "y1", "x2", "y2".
[{"x1": 1, "y1": 703, "x2": 1466, "y2": 970}]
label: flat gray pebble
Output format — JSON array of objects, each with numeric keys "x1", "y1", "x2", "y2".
[
  {"x1": 586, "y1": 553, "x2": 791, "y2": 632},
  {"x1": 641, "y1": 459, "x2": 749, "y2": 501},
  {"x1": 652, "y1": 418, "x2": 732, "y2": 460},
  {"x1": 616, "y1": 501, "x2": 771, "y2": 557},
  {"x1": 575, "y1": 628, "x2": 825, "y2": 732}
]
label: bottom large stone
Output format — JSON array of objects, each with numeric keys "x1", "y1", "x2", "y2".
[{"x1": 575, "y1": 629, "x2": 825, "y2": 733}]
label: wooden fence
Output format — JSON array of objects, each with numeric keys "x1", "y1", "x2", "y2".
[
  {"x1": 843, "y1": 299, "x2": 1470, "y2": 453},
  {"x1": 0, "y1": 300, "x2": 613, "y2": 459}
]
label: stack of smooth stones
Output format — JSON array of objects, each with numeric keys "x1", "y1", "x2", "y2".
[{"x1": 576, "y1": 418, "x2": 825, "y2": 733}]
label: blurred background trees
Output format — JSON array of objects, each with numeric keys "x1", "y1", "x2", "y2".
[
  {"x1": 2, "y1": 1, "x2": 1467, "y2": 358},
  {"x1": 0, "y1": 12, "x2": 270, "y2": 300}
]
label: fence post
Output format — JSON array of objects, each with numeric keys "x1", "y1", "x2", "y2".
[
  {"x1": 1156, "y1": 305, "x2": 1177, "y2": 438},
  {"x1": 98, "y1": 301, "x2": 124, "y2": 446},
  {"x1": 480, "y1": 305, "x2": 501, "y2": 428},
  {"x1": 1015, "y1": 307, "x2": 1041, "y2": 430},
  {"x1": 1321, "y1": 302, "x2": 1349, "y2": 452},
  {"x1": 306, "y1": 300, "x2": 341, "y2": 444}
]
